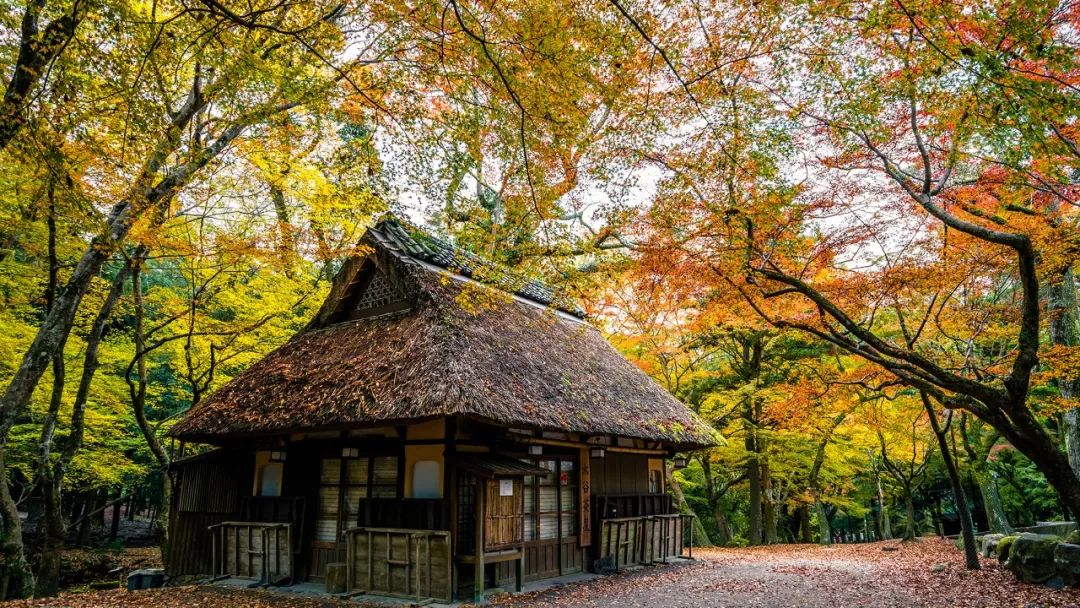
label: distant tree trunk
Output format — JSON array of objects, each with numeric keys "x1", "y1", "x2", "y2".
[
  {"x1": 667, "y1": 463, "x2": 712, "y2": 547},
  {"x1": 0, "y1": 450, "x2": 33, "y2": 599},
  {"x1": 270, "y1": 185, "x2": 296, "y2": 277},
  {"x1": 129, "y1": 255, "x2": 175, "y2": 564},
  {"x1": 880, "y1": 487, "x2": 893, "y2": 539},
  {"x1": 77, "y1": 494, "x2": 95, "y2": 545},
  {"x1": 808, "y1": 413, "x2": 846, "y2": 545},
  {"x1": 796, "y1": 505, "x2": 812, "y2": 543},
  {"x1": 35, "y1": 259, "x2": 133, "y2": 596},
  {"x1": 814, "y1": 491, "x2": 830, "y2": 545},
  {"x1": 746, "y1": 418, "x2": 762, "y2": 546},
  {"x1": 1049, "y1": 267, "x2": 1080, "y2": 479},
  {"x1": 762, "y1": 454, "x2": 777, "y2": 544},
  {"x1": 871, "y1": 498, "x2": 884, "y2": 540},
  {"x1": 109, "y1": 493, "x2": 122, "y2": 542},
  {"x1": 923, "y1": 393, "x2": 979, "y2": 569},
  {"x1": 903, "y1": 489, "x2": 916, "y2": 541},
  {"x1": 698, "y1": 456, "x2": 729, "y2": 546},
  {"x1": 978, "y1": 475, "x2": 1012, "y2": 533}
]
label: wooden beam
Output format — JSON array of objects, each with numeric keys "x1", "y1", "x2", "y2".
[{"x1": 473, "y1": 477, "x2": 485, "y2": 602}]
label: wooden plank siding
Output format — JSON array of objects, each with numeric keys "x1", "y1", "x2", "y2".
[
  {"x1": 209, "y1": 522, "x2": 292, "y2": 582},
  {"x1": 345, "y1": 527, "x2": 452, "y2": 602},
  {"x1": 595, "y1": 515, "x2": 693, "y2": 570},
  {"x1": 484, "y1": 479, "x2": 523, "y2": 549},
  {"x1": 589, "y1": 452, "x2": 650, "y2": 496},
  {"x1": 167, "y1": 452, "x2": 253, "y2": 576}
]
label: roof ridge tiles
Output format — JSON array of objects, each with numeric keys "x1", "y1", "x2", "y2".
[{"x1": 373, "y1": 215, "x2": 585, "y2": 318}]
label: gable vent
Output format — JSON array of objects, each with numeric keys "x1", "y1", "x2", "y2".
[{"x1": 354, "y1": 270, "x2": 405, "y2": 312}]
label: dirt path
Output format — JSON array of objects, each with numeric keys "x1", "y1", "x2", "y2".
[{"x1": 485, "y1": 540, "x2": 1080, "y2": 608}]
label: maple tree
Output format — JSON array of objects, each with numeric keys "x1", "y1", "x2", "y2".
[
  {"x1": 595, "y1": 0, "x2": 1080, "y2": 525},
  {"x1": 0, "y1": 0, "x2": 1078, "y2": 600}
]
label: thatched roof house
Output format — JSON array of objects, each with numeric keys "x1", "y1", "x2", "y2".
[
  {"x1": 166, "y1": 216, "x2": 717, "y2": 602},
  {"x1": 170, "y1": 217, "x2": 715, "y2": 448}
]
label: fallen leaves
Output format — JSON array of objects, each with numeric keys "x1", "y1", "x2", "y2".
[
  {"x1": 9, "y1": 539, "x2": 1079, "y2": 608},
  {"x1": 484, "y1": 539, "x2": 1080, "y2": 608}
]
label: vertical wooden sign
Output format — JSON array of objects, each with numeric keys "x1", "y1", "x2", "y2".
[{"x1": 579, "y1": 447, "x2": 591, "y2": 546}]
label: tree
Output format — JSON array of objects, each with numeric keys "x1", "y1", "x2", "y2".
[
  {"x1": 957, "y1": 414, "x2": 1013, "y2": 534},
  {"x1": 0, "y1": 0, "x2": 89, "y2": 150},
  {"x1": 0, "y1": 0, "x2": 380, "y2": 594},
  {"x1": 606, "y1": 0, "x2": 1080, "y2": 521},
  {"x1": 921, "y1": 392, "x2": 979, "y2": 569},
  {"x1": 872, "y1": 398, "x2": 934, "y2": 541}
]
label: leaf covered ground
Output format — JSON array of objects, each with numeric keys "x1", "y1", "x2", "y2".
[
  {"x1": 484, "y1": 539, "x2": 1080, "y2": 608},
  {"x1": 6, "y1": 539, "x2": 1079, "y2": 607}
]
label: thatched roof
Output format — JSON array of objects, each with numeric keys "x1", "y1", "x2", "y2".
[{"x1": 169, "y1": 218, "x2": 718, "y2": 449}]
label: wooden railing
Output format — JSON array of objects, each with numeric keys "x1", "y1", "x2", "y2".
[
  {"x1": 344, "y1": 527, "x2": 452, "y2": 603},
  {"x1": 597, "y1": 514, "x2": 695, "y2": 570},
  {"x1": 208, "y1": 521, "x2": 292, "y2": 584}
]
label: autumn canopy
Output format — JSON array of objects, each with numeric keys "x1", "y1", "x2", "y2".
[{"x1": 0, "y1": 0, "x2": 1078, "y2": 602}]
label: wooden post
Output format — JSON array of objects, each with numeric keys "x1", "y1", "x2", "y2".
[
  {"x1": 367, "y1": 530, "x2": 374, "y2": 591},
  {"x1": 210, "y1": 526, "x2": 218, "y2": 577},
  {"x1": 688, "y1": 516, "x2": 694, "y2": 559},
  {"x1": 617, "y1": 518, "x2": 626, "y2": 570},
  {"x1": 346, "y1": 529, "x2": 354, "y2": 592},
  {"x1": 473, "y1": 478, "x2": 485, "y2": 602}
]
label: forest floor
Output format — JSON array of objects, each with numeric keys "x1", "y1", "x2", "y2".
[
  {"x1": 6, "y1": 539, "x2": 1079, "y2": 607},
  {"x1": 486, "y1": 539, "x2": 1080, "y2": 608}
]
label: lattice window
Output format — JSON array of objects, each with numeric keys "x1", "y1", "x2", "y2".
[{"x1": 354, "y1": 270, "x2": 405, "y2": 312}]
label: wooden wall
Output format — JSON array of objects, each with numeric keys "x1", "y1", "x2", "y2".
[
  {"x1": 211, "y1": 522, "x2": 292, "y2": 581},
  {"x1": 589, "y1": 452, "x2": 649, "y2": 495},
  {"x1": 168, "y1": 451, "x2": 253, "y2": 576},
  {"x1": 595, "y1": 515, "x2": 688, "y2": 569},
  {"x1": 484, "y1": 479, "x2": 523, "y2": 550},
  {"x1": 346, "y1": 528, "x2": 452, "y2": 602}
]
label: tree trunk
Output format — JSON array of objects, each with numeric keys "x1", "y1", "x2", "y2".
[
  {"x1": 746, "y1": 417, "x2": 762, "y2": 545},
  {"x1": 977, "y1": 473, "x2": 1012, "y2": 533},
  {"x1": 666, "y1": 463, "x2": 712, "y2": 547},
  {"x1": 997, "y1": 405, "x2": 1080, "y2": 523},
  {"x1": 814, "y1": 490, "x2": 831, "y2": 545},
  {"x1": 698, "y1": 456, "x2": 726, "y2": 546},
  {"x1": 871, "y1": 496, "x2": 884, "y2": 541},
  {"x1": 796, "y1": 505, "x2": 812, "y2": 543},
  {"x1": 34, "y1": 476, "x2": 64, "y2": 597},
  {"x1": 762, "y1": 454, "x2": 777, "y2": 545},
  {"x1": 77, "y1": 494, "x2": 95, "y2": 545},
  {"x1": 1049, "y1": 267, "x2": 1080, "y2": 477},
  {"x1": 109, "y1": 492, "x2": 122, "y2": 541},
  {"x1": 34, "y1": 198, "x2": 67, "y2": 597},
  {"x1": 903, "y1": 490, "x2": 916, "y2": 541},
  {"x1": 34, "y1": 262, "x2": 132, "y2": 596},
  {"x1": 923, "y1": 395, "x2": 979, "y2": 569},
  {"x1": 0, "y1": 450, "x2": 33, "y2": 599}
]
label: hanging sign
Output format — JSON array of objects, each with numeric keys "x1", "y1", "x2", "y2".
[{"x1": 499, "y1": 478, "x2": 514, "y2": 496}]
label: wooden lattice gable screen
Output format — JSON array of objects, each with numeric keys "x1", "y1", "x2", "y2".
[
  {"x1": 324, "y1": 254, "x2": 414, "y2": 323},
  {"x1": 353, "y1": 269, "x2": 405, "y2": 312}
]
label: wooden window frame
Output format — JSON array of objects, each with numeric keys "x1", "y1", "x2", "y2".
[
  {"x1": 522, "y1": 456, "x2": 578, "y2": 543},
  {"x1": 317, "y1": 453, "x2": 401, "y2": 544}
]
